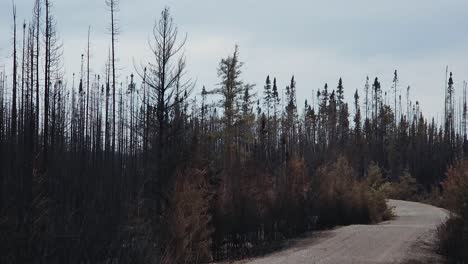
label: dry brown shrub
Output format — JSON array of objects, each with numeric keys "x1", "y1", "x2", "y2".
[
  {"x1": 243, "y1": 171, "x2": 276, "y2": 223},
  {"x1": 314, "y1": 157, "x2": 391, "y2": 226},
  {"x1": 442, "y1": 160, "x2": 468, "y2": 214},
  {"x1": 437, "y1": 160, "x2": 468, "y2": 263},
  {"x1": 437, "y1": 216, "x2": 466, "y2": 261},
  {"x1": 283, "y1": 157, "x2": 309, "y2": 207},
  {"x1": 161, "y1": 168, "x2": 214, "y2": 264}
]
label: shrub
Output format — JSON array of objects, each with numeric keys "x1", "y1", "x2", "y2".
[
  {"x1": 367, "y1": 185, "x2": 394, "y2": 223},
  {"x1": 367, "y1": 162, "x2": 386, "y2": 190},
  {"x1": 211, "y1": 156, "x2": 392, "y2": 261},
  {"x1": 211, "y1": 157, "x2": 311, "y2": 260},
  {"x1": 276, "y1": 157, "x2": 310, "y2": 235},
  {"x1": 369, "y1": 166, "x2": 420, "y2": 201},
  {"x1": 365, "y1": 163, "x2": 394, "y2": 222},
  {"x1": 313, "y1": 157, "x2": 391, "y2": 227},
  {"x1": 392, "y1": 171, "x2": 419, "y2": 200},
  {"x1": 161, "y1": 168, "x2": 214, "y2": 264},
  {"x1": 420, "y1": 185, "x2": 444, "y2": 207},
  {"x1": 437, "y1": 160, "x2": 468, "y2": 263},
  {"x1": 442, "y1": 161, "x2": 468, "y2": 214},
  {"x1": 366, "y1": 162, "x2": 394, "y2": 197},
  {"x1": 437, "y1": 216, "x2": 466, "y2": 262}
]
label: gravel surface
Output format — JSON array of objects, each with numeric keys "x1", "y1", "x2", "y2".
[{"x1": 238, "y1": 200, "x2": 448, "y2": 264}]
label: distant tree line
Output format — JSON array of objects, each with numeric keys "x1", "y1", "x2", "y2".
[{"x1": 0, "y1": 1, "x2": 466, "y2": 263}]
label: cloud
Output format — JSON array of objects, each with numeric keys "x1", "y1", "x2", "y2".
[{"x1": 0, "y1": 0, "x2": 468, "y2": 121}]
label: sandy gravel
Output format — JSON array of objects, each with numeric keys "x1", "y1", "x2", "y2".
[{"x1": 238, "y1": 200, "x2": 448, "y2": 264}]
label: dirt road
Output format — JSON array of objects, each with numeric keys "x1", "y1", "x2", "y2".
[{"x1": 241, "y1": 200, "x2": 448, "y2": 264}]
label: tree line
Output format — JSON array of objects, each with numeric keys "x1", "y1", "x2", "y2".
[{"x1": 0, "y1": 1, "x2": 466, "y2": 263}]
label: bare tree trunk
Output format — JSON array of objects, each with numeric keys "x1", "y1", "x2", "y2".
[
  {"x1": 105, "y1": 54, "x2": 110, "y2": 154},
  {"x1": 143, "y1": 68, "x2": 149, "y2": 168},
  {"x1": 43, "y1": 0, "x2": 50, "y2": 168},
  {"x1": 12, "y1": 4, "x2": 18, "y2": 142},
  {"x1": 21, "y1": 22, "x2": 26, "y2": 135},
  {"x1": 393, "y1": 70, "x2": 397, "y2": 125},
  {"x1": 109, "y1": 0, "x2": 118, "y2": 156},
  {"x1": 30, "y1": 25, "x2": 35, "y2": 148},
  {"x1": 35, "y1": 0, "x2": 40, "y2": 152},
  {"x1": 86, "y1": 26, "x2": 91, "y2": 149}
]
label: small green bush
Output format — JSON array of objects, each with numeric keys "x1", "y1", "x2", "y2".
[
  {"x1": 392, "y1": 171, "x2": 419, "y2": 200},
  {"x1": 365, "y1": 163, "x2": 394, "y2": 222}
]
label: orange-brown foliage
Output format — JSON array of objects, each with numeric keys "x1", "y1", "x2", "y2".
[
  {"x1": 442, "y1": 160, "x2": 468, "y2": 214},
  {"x1": 438, "y1": 160, "x2": 468, "y2": 262},
  {"x1": 313, "y1": 157, "x2": 391, "y2": 226},
  {"x1": 161, "y1": 168, "x2": 213, "y2": 264}
]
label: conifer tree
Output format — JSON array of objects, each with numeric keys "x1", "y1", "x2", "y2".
[{"x1": 264, "y1": 75, "x2": 272, "y2": 118}]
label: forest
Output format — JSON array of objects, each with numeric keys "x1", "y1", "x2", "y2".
[{"x1": 1, "y1": 0, "x2": 467, "y2": 263}]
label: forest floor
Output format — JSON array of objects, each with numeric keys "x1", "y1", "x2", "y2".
[{"x1": 234, "y1": 200, "x2": 448, "y2": 264}]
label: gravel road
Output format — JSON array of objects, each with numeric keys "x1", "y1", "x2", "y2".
[{"x1": 239, "y1": 200, "x2": 448, "y2": 264}]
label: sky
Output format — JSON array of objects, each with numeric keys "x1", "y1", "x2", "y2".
[{"x1": 1, "y1": 0, "x2": 468, "y2": 121}]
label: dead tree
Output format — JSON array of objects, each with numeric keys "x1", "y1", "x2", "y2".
[
  {"x1": 11, "y1": 3, "x2": 18, "y2": 142},
  {"x1": 106, "y1": 0, "x2": 120, "y2": 155},
  {"x1": 86, "y1": 26, "x2": 91, "y2": 148},
  {"x1": 393, "y1": 70, "x2": 398, "y2": 125},
  {"x1": 139, "y1": 6, "x2": 191, "y2": 214},
  {"x1": 34, "y1": 0, "x2": 40, "y2": 151},
  {"x1": 43, "y1": 0, "x2": 50, "y2": 167},
  {"x1": 21, "y1": 22, "x2": 26, "y2": 134}
]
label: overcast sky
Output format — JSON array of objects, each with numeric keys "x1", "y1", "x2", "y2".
[{"x1": 1, "y1": 0, "x2": 468, "y2": 121}]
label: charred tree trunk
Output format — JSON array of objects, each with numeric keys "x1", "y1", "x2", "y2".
[
  {"x1": 35, "y1": 0, "x2": 40, "y2": 152},
  {"x1": 43, "y1": 0, "x2": 50, "y2": 168},
  {"x1": 21, "y1": 22, "x2": 26, "y2": 136},
  {"x1": 12, "y1": 4, "x2": 18, "y2": 142}
]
